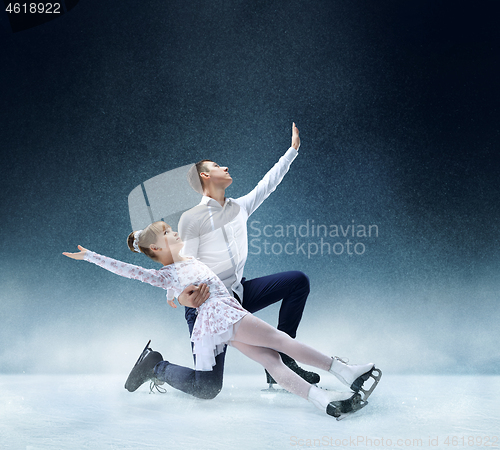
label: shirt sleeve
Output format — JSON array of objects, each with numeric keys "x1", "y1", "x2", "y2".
[
  {"x1": 236, "y1": 147, "x2": 298, "y2": 216},
  {"x1": 83, "y1": 250, "x2": 173, "y2": 291},
  {"x1": 178, "y1": 209, "x2": 201, "y2": 258}
]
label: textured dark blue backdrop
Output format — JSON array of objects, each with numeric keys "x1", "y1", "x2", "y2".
[{"x1": 1, "y1": 0, "x2": 499, "y2": 375}]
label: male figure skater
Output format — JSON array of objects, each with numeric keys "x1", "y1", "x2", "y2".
[{"x1": 127, "y1": 123, "x2": 319, "y2": 398}]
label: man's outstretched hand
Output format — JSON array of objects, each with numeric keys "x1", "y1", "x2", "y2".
[
  {"x1": 292, "y1": 122, "x2": 300, "y2": 150},
  {"x1": 168, "y1": 283, "x2": 210, "y2": 309}
]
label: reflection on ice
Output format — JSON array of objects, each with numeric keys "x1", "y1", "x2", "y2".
[{"x1": 1, "y1": 374, "x2": 498, "y2": 449}]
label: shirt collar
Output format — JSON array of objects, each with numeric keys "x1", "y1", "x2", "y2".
[{"x1": 200, "y1": 196, "x2": 231, "y2": 207}]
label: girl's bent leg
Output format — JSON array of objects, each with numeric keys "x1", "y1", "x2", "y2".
[
  {"x1": 230, "y1": 341, "x2": 311, "y2": 399},
  {"x1": 232, "y1": 315, "x2": 332, "y2": 372}
]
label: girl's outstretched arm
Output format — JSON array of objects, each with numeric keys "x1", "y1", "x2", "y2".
[
  {"x1": 63, "y1": 245, "x2": 88, "y2": 260},
  {"x1": 63, "y1": 246, "x2": 173, "y2": 290}
]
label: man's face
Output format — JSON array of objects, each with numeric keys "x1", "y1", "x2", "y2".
[{"x1": 203, "y1": 161, "x2": 232, "y2": 188}]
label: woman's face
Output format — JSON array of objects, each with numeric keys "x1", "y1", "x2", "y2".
[{"x1": 159, "y1": 223, "x2": 184, "y2": 251}]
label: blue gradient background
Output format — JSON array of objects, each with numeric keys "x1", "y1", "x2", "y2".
[{"x1": 1, "y1": 0, "x2": 499, "y2": 375}]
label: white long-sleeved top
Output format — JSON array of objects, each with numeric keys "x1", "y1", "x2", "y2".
[
  {"x1": 176, "y1": 147, "x2": 298, "y2": 302},
  {"x1": 83, "y1": 250, "x2": 248, "y2": 370}
]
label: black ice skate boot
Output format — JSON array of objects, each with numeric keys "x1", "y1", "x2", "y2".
[
  {"x1": 125, "y1": 340, "x2": 165, "y2": 393},
  {"x1": 264, "y1": 353, "x2": 321, "y2": 389}
]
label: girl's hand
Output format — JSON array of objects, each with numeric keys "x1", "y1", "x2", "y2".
[
  {"x1": 167, "y1": 298, "x2": 178, "y2": 309},
  {"x1": 63, "y1": 245, "x2": 88, "y2": 260}
]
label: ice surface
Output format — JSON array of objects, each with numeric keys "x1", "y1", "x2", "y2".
[{"x1": 1, "y1": 374, "x2": 498, "y2": 450}]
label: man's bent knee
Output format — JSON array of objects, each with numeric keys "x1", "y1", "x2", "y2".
[
  {"x1": 293, "y1": 271, "x2": 310, "y2": 293},
  {"x1": 196, "y1": 381, "x2": 223, "y2": 399}
]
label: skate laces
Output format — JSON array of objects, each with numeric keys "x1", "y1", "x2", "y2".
[
  {"x1": 334, "y1": 357, "x2": 349, "y2": 365},
  {"x1": 149, "y1": 378, "x2": 167, "y2": 394}
]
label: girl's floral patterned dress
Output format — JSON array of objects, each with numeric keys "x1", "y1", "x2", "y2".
[{"x1": 84, "y1": 251, "x2": 248, "y2": 370}]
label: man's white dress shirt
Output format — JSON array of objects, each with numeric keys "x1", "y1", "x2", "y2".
[{"x1": 171, "y1": 147, "x2": 298, "y2": 303}]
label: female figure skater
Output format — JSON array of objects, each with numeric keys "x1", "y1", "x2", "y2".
[{"x1": 63, "y1": 221, "x2": 380, "y2": 419}]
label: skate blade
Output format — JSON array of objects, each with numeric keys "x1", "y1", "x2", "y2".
[
  {"x1": 327, "y1": 393, "x2": 367, "y2": 420},
  {"x1": 261, "y1": 384, "x2": 290, "y2": 393},
  {"x1": 133, "y1": 340, "x2": 152, "y2": 367},
  {"x1": 357, "y1": 367, "x2": 382, "y2": 401},
  {"x1": 335, "y1": 400, "x2": 368, "y2": 421}
]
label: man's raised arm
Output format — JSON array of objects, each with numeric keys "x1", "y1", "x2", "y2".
[
  {"x1": 238, "y1": 122, "x2": 300, "y2": 216},
  {"x1": 291, "y1": 122, "x2": 300, "y2": 150}
]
